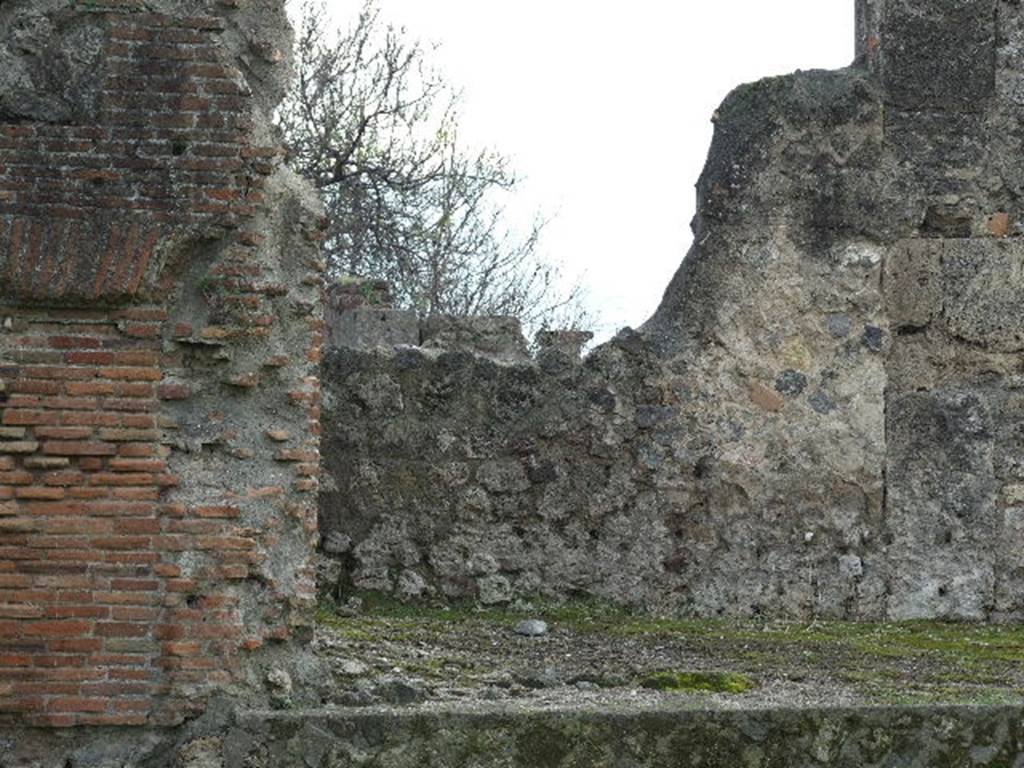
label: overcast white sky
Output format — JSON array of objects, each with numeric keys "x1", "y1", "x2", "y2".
[{"x1": 311, "y1": 2, "x2": 854, "y2": 337}]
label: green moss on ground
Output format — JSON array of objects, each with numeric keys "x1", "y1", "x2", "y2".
[
  {"x1": 315, "y1": 594, "x2": 1024, "y2": 705},
  {"x1": 640, "y1": 671, "x2": 756, "y2": 694},
  {"x1": 320, "y1": 593, "x2": 1024, "y2": 663}
]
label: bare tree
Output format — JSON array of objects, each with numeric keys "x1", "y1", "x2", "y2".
[{"x1": 278, "y1": 0, "x2": 591, "y2": 332}]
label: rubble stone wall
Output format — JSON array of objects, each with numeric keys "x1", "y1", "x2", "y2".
[
  {"x1": 12, "y1": 703, "x2": 1024, "y2": 768},
  {"x1": 0, "y1": 0, "x2": 325, "y2": 728},
  {"x1": 321, "y1": 0, "x2": 1024, "y2": 622}
]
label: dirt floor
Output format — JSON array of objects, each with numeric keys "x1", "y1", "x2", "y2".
[{"x1": 312, "y1": 597, "x2": 1024, "y2": 712}]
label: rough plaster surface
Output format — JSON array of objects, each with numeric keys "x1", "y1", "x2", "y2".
[{"x1": 321, "y1": 0, "x2": 1024, "y2": 622}]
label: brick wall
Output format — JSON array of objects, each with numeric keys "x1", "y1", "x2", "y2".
[
  {"x1": 0, "y1": 10, "x2": 267, "y2": 303},
  {"x1": 0, "y1": 0, "x2": 324, "y2": 727}
]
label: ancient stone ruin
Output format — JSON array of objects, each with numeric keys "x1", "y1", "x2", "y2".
[
  {"x1": 5, "y1": 0, "x2": 1024, "y2": 765},
  {"x1": 322, "y1": 0, "x2": 1024, "y2": 624},
  {"x1": 0, "y1": 0, "x2": 325, "y2": 735}
]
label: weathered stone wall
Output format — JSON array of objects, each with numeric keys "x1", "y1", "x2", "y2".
[
  {"x1": 641, "y1": 0, "x2": 1024, "y2": 621},
  {"x1": 322, "y1": 302, "x2": 666, "y2": 609},
  {"x1": 0, "y1": 0, "x2": 324, "y2": 728},
  {"x1": 321, "y1": 0, "x2": 1024, "y2": 622},
  {"x1": 323, "y1": 301, "x2": 880, "y2": 619},
  {"x1": 9, "y1": 703, "x2": 1024, "y2": 768}
]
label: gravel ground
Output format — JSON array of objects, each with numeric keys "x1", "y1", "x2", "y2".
[{"x1": 312, "y1": 599, "x2": 1024, "y2": 711}]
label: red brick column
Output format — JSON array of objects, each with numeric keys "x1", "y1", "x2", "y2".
[{"x1": 0, "y1": 3, "x2": 324, "y2": 727}]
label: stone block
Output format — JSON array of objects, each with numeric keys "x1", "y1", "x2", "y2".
[
  {"x1": 886, "y1": 389, "x2": 998, "y2": 619},
  {"x1": 884, "y1": 110, "x2": 989, "y2": 184},
  {"x1": 327, "y1": 307, "x2": 419, "y2": 349},
  {"x1": 880, "y1": 0, "x2": 996, "y2": 112},
  {"x1": 884, "y1": 240, "x2": 940, "y2": 330},
  {"x1": 886, "y1": 238, "x2": 1024, "y2": 364},
  {"x1": 940, "y1": 239, "x2": 1024, "y2": 352}
]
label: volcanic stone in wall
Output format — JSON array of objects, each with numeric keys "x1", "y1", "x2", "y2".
[
  {"x1": 321, "y1": 0, "x2": 1024, "y2": 622},
  {"x1": 643, "y1": 0, "x2": 1024, "y2": 620}
]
